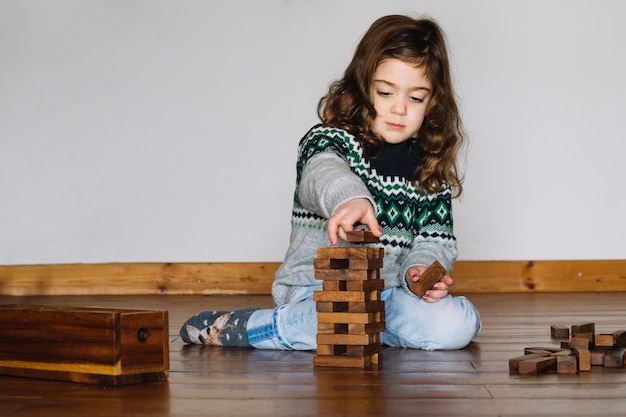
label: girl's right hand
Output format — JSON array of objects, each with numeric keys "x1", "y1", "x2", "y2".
[{"x1": 327, "y1": 198, "x2": 382, "y2": 245}]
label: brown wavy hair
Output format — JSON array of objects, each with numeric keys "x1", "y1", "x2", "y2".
[{"x1": 317, "y1": 15, "x2": 465, "y2": 196}]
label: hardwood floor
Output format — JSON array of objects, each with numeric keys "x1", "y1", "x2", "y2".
[{"x1": 1, "y1": 292, "x2": 626, "y2": 416}]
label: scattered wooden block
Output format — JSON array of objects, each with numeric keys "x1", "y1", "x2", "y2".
[
  {"x1": 509, "y1": 353, "x2": 551, "y2": 372},
  {"x1": 0, "y1": 304, "x2": 169, "y2": 385},
  {"x1": 572, "y1": 348, "x2": 591, "y2": 371},
  {"x1": 408, "y1": 261, "x2": 446, "y2": 297},
  {"x1": 551, "y1": 349, "x2": 572, "y2": 357},
  {"x1": 590, "y1": 349, "x2": 608, "y2": 366},
  {"x1": 524, "y1": 347, "x2": 565, "y2": 355},
  {"x1": 551, "y1": 325, "x2": 570, "y2": 339},
  {"x1": 511, "y1": 323, "x2": 626, "y2": 375},
  {"x1": 556, "y1": 355, "x2": 578, "y2": 374},
  {"x1": 518, "y1": 356, "x2": 557, "y2": 374},
  {"x1": 571, "y1": 323, "x2": 595, "y2": 337},
  {"x1": 595, "y1": 333, "x2": 616, "y2": 347},
  {"x1": 603, "y1": 349, "x2": 625, "y2": 368},
  {"x1": 569, "y1": 337, "x2": 590, "y2": 350},
  {"x1": 613, "y1": 330, "x2": 626, "y2": 348}
]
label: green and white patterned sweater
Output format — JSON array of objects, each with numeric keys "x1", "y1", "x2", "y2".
[{"x1": 272, "y1": 125, "x2": 458, "y2": 306}]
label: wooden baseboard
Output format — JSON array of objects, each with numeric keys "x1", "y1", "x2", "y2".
[{"x1": 0, "y1": 260, "x2": 625, "y2": 296}]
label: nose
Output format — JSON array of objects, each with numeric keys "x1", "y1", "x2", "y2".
[{"x1": 390, "y1": 98, "x2": 407, "y2": 115}]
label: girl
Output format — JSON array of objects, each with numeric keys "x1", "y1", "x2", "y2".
[{"x1": 180, "y1": 14, "x2": 481, "y2": 350}]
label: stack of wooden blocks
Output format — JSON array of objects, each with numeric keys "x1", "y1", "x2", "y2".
[
  {"x1": 509, "y1": 322, "x2": 626, "y2": 374},
  {"x1": 313, "y1": 231, "x2": 385, "y2": 368}
]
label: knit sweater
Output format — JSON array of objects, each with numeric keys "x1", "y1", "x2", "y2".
[{"x1": 272, "y1": 125, "x2": 458, "y2": 306}]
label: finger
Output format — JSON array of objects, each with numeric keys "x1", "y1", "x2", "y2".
[
  {"x1": 441, "y1": 275, "x2": 454, "y2": 286},
  {"x1": 336, "y1": 225, "x2": 348, "y2": 242},
  {"x1": 422, "y1": 289, "x2": 448, "y2": 302},
  {"x1": 326, "y1": 217, "x2": 340, "y2": 245},
  {"x1": 362, "y1": 211, "x2": 382, "y2": 237}
]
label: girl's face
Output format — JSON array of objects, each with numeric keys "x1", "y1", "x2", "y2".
[{"x1": 369, "y1": 59, "x2": 432, "y2": 144}]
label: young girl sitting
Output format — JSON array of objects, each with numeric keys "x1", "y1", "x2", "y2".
[{"x1": 180, "y1": 14, "x2": 482, "y2": 351}]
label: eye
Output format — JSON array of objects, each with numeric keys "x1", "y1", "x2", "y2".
[
  {"x1": 376, "y1": 90, "x2": 392, "y2": 97},
  {"x1": 410, "y1": 95, "x2": 425, "y2": 103}
]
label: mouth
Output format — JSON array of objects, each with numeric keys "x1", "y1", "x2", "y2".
[{"x1": 386, "y1": 122, "x2": 405, "y2": 130}]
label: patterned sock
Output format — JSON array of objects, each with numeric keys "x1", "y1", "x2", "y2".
[{"x1": 179, "y1": 308, "x2": 259, "y2": 347}]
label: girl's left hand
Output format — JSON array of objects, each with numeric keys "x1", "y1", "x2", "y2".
[{"x1": 405, "y1": 266, "x2": 453, "y2": 303}]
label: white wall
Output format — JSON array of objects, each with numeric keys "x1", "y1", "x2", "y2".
[{"x1": 1, "y1": 0, "x2": 624, "y2": 265}]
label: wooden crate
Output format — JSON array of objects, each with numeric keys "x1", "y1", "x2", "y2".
[{"x1": 0, "y1": 304, "x2": 169, "y2": 385}]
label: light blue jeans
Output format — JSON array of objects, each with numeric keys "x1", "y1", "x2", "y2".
[{"x1": 247, "y1": 284, "x2": 482, "y2": 351}]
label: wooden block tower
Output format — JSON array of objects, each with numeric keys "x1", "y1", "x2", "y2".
[{"x1": 313, "y1": 230, "x2": 385, "y2": 368}]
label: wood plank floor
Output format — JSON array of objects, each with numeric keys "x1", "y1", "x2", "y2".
[{"x1": 1, "y1": 292, "x2": 626, "y2": 416}]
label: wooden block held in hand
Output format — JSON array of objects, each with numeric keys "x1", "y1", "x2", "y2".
[
  {"x1": 408, "y1": 261, "x2": 446, "y2": 297},
  {"x1": 344, "y1": 230, "x2": 380, "y2": 243}
]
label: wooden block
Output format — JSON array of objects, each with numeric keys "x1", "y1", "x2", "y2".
[
  {"x1": 315, "y1": 301, "x2": 347, "y2": 313},
  {"x1": 571, "y1": 323, "x2": 595, "y2": 336},
  {"x1": 556, "y1": 355, "x2": 578, "y2": 374},
  {"x1": 346, "y1": 300, "x2": 384, "y2": 313},
  {"x1": 348, "y1": 321, "x2": 386, "y2": 335},
  {"x1": 590, "y1": 349, "x2": 607, "y2": 366},
  {"x1": 346, "y1": 342, "x2": 382, "y2": 357},
  {"x1": 407, "y1": 261, "x2": 447, "y2": 297},
  {"x1": 572, "y1": 348, "x2": 591, "y2": 371},
  {"x1": 569, "y1": 337, "x2": 590, "y2": 350},
  {"x1": 345, "y1": 280, "x2": 385, "y2": 292},
  {"x1": 595, "y1": 333, "x2": 616, "y2": 347},
  {"x1": 518, "y1": 356, "x2": 557, "y2": 374},
  {"x1": 613, "y1": 330, "x2": 626, "y2": 348},
  {"x1": 523, "y1": 346, "x2": 565, "y2": 355},
  {"x1": 509, "y1": 353, "x2": 551, "y2": 372},
  {"x1": 344, "y1": 230, "x2": 380, "y2": 243},
  {"x1": 603, "y1": 349, "x2": 626, "y2": 368},
  {"x1": 314, "y1": 290, "x2": 380, "y2": 303},
  {"x1": 551, "y1": 325, "x2": 570, "y2": 339},
  {"x1": 315, "y1": 300, "x2": 384, "y2": 314},
  {"x1": 314, "y1": 257, "x2": 384, "y2": 271},
  {"x1": 561, "y1": 341, "x2": 570, "y2": 349},
  {"x1": 550, "y1": 349, "x2": 572, "y2": 357},
  {"x1": 313, "y1": 353, "x2": 380, "y2": 368},
  {"x1": 317, "y1": 311, "x2": 383, "y2": 325},
  {"x1": 320, "y1": 281, "x2": 385, "y2": 294},
  {"x1": 316, "y1": 344, "x2": 347, "y2": 356},
  {"x1": 0, "y1": 304, "x2": 169, "y2": 385},
  {"x1": 524, "y1": 349, "x2": 553, "y2": 356},
  {"x1": 316, "y1": 334, "x2": 380, "y2": 351},
  {"x1": 316, "y1": 268, "x2": 380, "y2": 281},
  {"x1": 317, "y1": 247, "x2": 383, "y2": 260}
]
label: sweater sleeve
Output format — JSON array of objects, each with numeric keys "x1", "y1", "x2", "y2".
[
  {"x1": 398, "y1": 186, "x2": 459, "y2": 296},
  {"x1": 298, "y1": 152, "x2": 376, "y2": 218}
]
